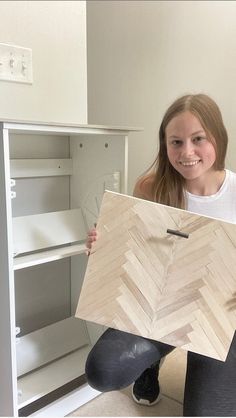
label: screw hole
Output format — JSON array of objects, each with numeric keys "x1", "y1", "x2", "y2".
[
  {"x1": 80, "y1": 143, "x2": 83, "y2": 148},
  {"x1": 105, "y1": 143, "x2": 108, "y2": 148}
]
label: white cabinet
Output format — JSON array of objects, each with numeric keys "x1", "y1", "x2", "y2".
[{"x1": 0, "y1": 120, "x2": 140, "y2": 416}]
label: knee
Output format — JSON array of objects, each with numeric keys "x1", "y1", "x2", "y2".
[
  {"x1": 85, "y1": 333, "x2": 137, "y2": 391},
  {"x1": 85, "y1": 346, "x2": 124, "y2": 391},
  {"x1": 85, "y1": 328, "x2": 164, "y2": 392}
]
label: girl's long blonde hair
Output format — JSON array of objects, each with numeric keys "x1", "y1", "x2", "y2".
[{"x1": 143, "y1": 94, "x2": 228, "y2": 209}]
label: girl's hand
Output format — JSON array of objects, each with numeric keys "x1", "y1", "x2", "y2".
[{"x1": 86, "y1": 226, "x2": 98, "y2": 255}]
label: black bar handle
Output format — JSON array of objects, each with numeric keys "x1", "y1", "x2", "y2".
[{"x1": 166, "y1": 229, "x2": 189, "y2": 239}]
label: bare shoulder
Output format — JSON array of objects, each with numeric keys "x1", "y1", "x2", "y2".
[{"x1": 133, "y1": 172, "x2": 155, "y2": 201}]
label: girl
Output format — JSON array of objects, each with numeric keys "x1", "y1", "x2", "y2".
[{"x1": 86, "y1": 94, "x2": 236, "y2": 416}]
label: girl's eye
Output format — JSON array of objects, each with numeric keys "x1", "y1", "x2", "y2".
[
  {"x1": 193, "y1": 136, "x2": 206, "y2": 143},
  {"x1": 171, "y1": 140, "x2": 182, "y2": 146}
]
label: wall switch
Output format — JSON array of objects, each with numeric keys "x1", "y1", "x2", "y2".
[{"x1": 0, "y1": 43, "x2": 33, "y2": 84}]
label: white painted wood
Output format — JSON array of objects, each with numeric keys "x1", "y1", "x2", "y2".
[
  {"x1": 13, "y1": 208, "x2": 87, "y2": 255},
  {"x1": 0, "y1": 121, "x2": 134, "y2": 416},
  {"x1": 15, "y1": 259, "x2": 71, "y2": 335},
  {"x1": 10, "y1": 158, "x2": 73, "y2": 178},
  {"x1": 14, "y1": 243, "x2": 86, "y2": 270},
  {"x1": 70, "y1": 134, "x2": 128, "y2": 344},
  {"x1": 0, "y1": 126, "x2": 18, "y2": 416},
  {"x1": 85, "y1": 322, "x2": 105, "y2": 346},
  {"x1": 70, "y1": 253, "x2": 88, "y2": 315},
  {"x1": 18, "y1": 346, "x2": 93, "y2": 409},
  {"x1": 10, "y1": 134, "x2": 70, "y2": 159},
  {"x1": 12, "y1": 177, "x2": 70, "y2": 217},
  {"x1": 17, "y1": 317, "x2": 89, "y2": 377},
  {"x1": 29, "y1": 384, "x2": 101, "y2": 417},
  {"x1": 11, "y1": 134, "x2": 73, "y2": 347},
  {"x1": 3, "y1": 121, "x2": 141, "y2": 136},
  {"x1": 70, "y1": 135, "x2": 127, "y2": 228}
]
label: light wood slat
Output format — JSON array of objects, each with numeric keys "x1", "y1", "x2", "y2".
[
  {"x1": 76, "y1": 191, "x2": 236, "y2": 361},
  {"x1": 10, "y1": 158, "x2": 73, "y2": 178},
  {"x1": 13, "y1": 209, "x2": 86, "y2": 255}
]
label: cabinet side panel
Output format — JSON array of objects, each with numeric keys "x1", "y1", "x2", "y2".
[
  {"x1": 70, "y1": 135, "x2": 126, "y2": 344},
  {"x1": 0, "y1": 127, "x2": 18, "y2": 416}
]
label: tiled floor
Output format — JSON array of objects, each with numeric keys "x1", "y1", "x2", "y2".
[{"x1": 70, "y1": 348, "x2": 187, "y2": 416}]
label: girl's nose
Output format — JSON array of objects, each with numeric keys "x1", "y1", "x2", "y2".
[{"x1": 182, "y1": 141, "x2": 195, "y2": 156}]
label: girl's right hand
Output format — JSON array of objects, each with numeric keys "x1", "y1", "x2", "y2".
[{"x1": 86, "y1": 227, "x2": 98, "y2": 255}]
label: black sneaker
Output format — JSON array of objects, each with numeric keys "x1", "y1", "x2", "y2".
[{"x1": 132, "y1": 362, "x2": 162, "y2": 406}]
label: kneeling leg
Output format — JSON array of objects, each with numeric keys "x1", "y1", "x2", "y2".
[{"x1": 86, "y1": 328, "x2": 174, "y2": 392}]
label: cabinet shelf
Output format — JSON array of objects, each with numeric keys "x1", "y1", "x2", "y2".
[
  {"x1": 18, "y1": 345, "x2": 94, "y2": 410},
  {"x1": 13, "y1": 209, "x2": 87, "y2": 255},
  {"x1": 13, "y1": 242, "x2": 86, "y2": 270},
  {"x1": 16, "y1": 317, "x2": 89, "y2": 377},
  {"x1": 10, "y1": 159, "x2": 73, "y2": 178}
]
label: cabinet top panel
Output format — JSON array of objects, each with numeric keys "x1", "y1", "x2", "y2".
[{"x1": 1, "y1": 119, "x2": 142, "y2": 136}]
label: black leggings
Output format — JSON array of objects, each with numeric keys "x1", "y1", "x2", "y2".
[
  {"x1": 86, "y1": 328, "x2": 236, "y2": 416},
  {"x1": 85, "y1": 328, "x2": 174, "y2": 391},
  {"x1": 184, "y1": 332, "x2": 236, "y2": 416}
]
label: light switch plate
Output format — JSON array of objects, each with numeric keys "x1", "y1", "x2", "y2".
[{"x1": 0, "y1": 42, "x2": 33, "y2": 84}]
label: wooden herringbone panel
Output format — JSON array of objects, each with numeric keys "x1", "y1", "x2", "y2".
[{"x1": 76, "y1": 191, "x2": 236, "y2": 360}]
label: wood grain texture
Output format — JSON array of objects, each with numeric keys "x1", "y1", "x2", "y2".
[{"x1": 76, "y1": 191, "x2": 236, "y2": 361}]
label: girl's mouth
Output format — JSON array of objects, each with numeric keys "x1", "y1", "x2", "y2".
[{"x1": 179, "y1": 160, "x2": 201, "y2": 166}]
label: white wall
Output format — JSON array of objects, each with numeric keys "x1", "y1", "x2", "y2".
[
  {"x1": 0, "y1": 1, "x2": 87, "y2": 334},
  {"x1": 0, "y1": 1, "x2": 87, "y2": 123},
  {"x1": 87, "y1": 0, "x2": 236, "y2": 193}
]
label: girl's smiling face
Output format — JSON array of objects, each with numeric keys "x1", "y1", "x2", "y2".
[{"x1": 165, "y1": 111, "x2": 216, "y2": 182}]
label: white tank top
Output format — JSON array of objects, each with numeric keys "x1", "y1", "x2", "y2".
[{"x1": 186, "y1": 169, "x2": 236, "y2": 224}]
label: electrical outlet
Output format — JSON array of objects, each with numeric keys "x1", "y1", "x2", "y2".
[{"x1": 0, "y1": 42, "x2": 33, "y2": 84}]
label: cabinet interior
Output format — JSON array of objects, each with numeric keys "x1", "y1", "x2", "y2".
[{"x1": 7, "y1": 126, "x2": 128, "y2": 411}]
